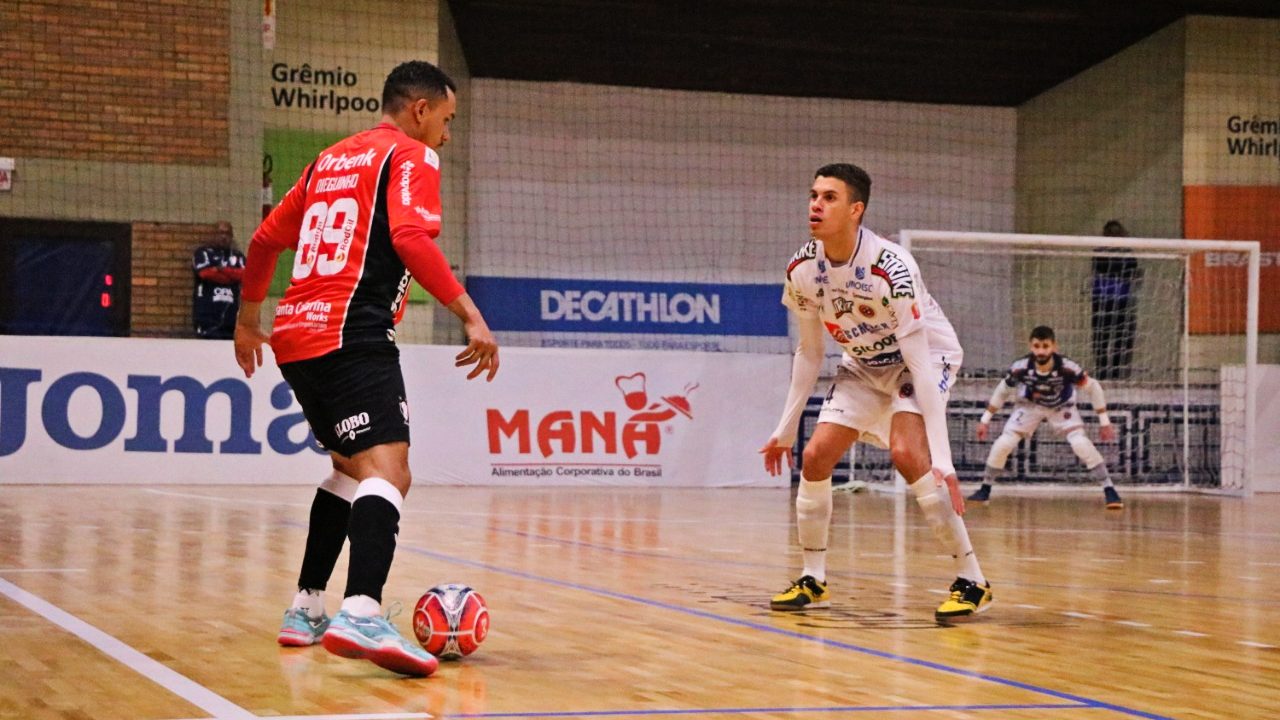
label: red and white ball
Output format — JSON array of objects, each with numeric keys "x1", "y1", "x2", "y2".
[{"x1": 413, "y1": 583, "x2": 489, "y2": 659}]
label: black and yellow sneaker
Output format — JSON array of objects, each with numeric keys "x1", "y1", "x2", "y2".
[
  {"x1": 1104, "y1": 486, "x2": 1124, "y2": 509},
  {"x1": 935, "y1": 577, "x2": 992, "y2": 621},
  {"x1": 770, "y1": 575, "x2": 830, "y2": 611}
]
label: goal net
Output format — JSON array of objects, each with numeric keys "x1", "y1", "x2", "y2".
[{"x1": 851, "y1": 230, "x2": 1259, "y2": 494}]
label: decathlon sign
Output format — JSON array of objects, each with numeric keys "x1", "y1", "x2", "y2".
[{"x1": 466, "y1": 277, "x2": 787, "y2": 337}]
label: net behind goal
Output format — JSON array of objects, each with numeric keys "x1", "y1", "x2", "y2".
[{"x1": 889, "y1": 230, "x2": 1259, "y2": 494}]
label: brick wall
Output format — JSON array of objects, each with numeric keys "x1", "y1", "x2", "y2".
[
  {"x1": 0, "y1": 0, "x2": 230, "y2": 165},
  {"x1": 131, "y1": 222, "x2": 221, "y2": 337}
]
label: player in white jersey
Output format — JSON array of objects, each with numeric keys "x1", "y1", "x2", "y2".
[
  {"x1": 759, "y1": 163, "x2": 991, "y2": 622},
  {"x1": 968, "y1": 325, "x2": 1122, "y2": 509}
]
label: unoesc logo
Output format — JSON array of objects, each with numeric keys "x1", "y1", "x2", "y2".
[
  {"x1": 0, "y1": 368, "x2": 323, "y2": 457},
  {"x1": 486, "y1": 373, "x2": 698, "y2": 459}
]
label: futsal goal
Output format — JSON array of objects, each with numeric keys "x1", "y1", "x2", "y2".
[{"x1": 802, "y1": 230, "x2": 1259, "y2": 495}]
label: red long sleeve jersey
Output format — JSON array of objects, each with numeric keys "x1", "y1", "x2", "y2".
[{"x1": 243, "y1": 123, "x2": 465, "y2": 364}]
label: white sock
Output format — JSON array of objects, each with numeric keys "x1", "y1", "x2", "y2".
[
  {"x1": 796, "y1": 477, "x2": 832, "y2": 582},
  {"x1": 319, "y1": 469, "x2": 359, "y2": 502},
  {"x1": 909, "y1": 473, "x2": 985, "y2": 584},
  {"x1": 291, "y1": 589, "x2": 325, "y2": 619},
  {"x1": 340, "y1": 594, "x2": 381, "y2": 617}
]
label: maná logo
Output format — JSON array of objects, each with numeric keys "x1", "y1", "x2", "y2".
[
  {"x1": 0, "y1": 368, "x2": 323, "y2": 457},
  {"x1": 485, "y1": 373, "x2": 698, "y2": 459}
]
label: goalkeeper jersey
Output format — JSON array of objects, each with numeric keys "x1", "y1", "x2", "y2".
[{"x1": 1002, "y1": 353, "x2": 1088, "y2": 408}]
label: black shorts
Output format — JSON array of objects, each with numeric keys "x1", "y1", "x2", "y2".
[{"x1": 279, "y1": 342, "x2": 410, "y2": 457}]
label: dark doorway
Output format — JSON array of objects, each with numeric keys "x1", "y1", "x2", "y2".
[{"x1": 0, "y1": 219, "x2": 131, "y2": 336}]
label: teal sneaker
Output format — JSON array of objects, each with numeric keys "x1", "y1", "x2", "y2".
[
  {"x1": 277, "y1": 608, "x2": 329, "y2": 647},
  {"x1": 322, "y1": 609, "x2": 439, "y2": 677}
]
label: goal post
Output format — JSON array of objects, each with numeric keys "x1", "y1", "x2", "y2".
[{"x1": 896, "y1": 230, "x2": 1259, "y2": 495}]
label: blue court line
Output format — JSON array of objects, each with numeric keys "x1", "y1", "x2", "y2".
[
  {"x1": 394, "y1": 542, "x2": 1174, "y2": 720},
  {"x1": 448, "y1": 702, "x2": 1088, "y2": 718}
]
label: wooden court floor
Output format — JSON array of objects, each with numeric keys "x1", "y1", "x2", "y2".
[{"x1": 1, "y1": 484, "x2": 1277, "y2": 720}]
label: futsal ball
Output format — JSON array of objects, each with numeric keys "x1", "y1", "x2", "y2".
[{"x1": 413, "y1": 583, "x2": 490, "y2": 659}]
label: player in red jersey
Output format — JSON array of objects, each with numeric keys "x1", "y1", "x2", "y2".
[{"x1": 234, "y1": 61, "x2": 498, "y2": 677}]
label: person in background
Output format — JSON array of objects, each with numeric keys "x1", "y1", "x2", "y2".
[
  {"x1": 1091, "y1": 220, "x2": 1141, "y2": 380},
  {"x1": 192, "y1": 221, "x2": 246, "y2": 339},
  {"x1": 968, "y1": 325, "x2": 1122, "y2": 509}
]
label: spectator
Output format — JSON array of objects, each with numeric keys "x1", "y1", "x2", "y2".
[
  {"x1": 192, "y1": 221, "x2": 246, "y2": 339},
  {"x1": 1091, "y1": 220, "x2": 1141, "y2": 380}
]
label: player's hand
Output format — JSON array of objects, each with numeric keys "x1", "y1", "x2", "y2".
[
  {"x1": 1100, "y1": 424, "x2": 1117, "y2": 443},
  {"x1": 758, "y1": 437, "x2": 794, "y2": 477},
  {"x1": 976, "y1": 422, "x2": 990, "y2": 441},
  {"x1": 233, "y1": 324, "x2": 270, "y2": 378},
  {"x1": 456, "y1": 319, "x2": 499, "y2": 381},
  {"x1": 935, "y1": 468, "x2": 965, "y2": 515}
]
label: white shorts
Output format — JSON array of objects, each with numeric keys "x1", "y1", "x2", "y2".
[
  {"x1": 817, "y1": 355, "x2": 958, "y2": 449},
  {"x1": 1002, "y1": 402, "x2": 1084, "y2": 438}
]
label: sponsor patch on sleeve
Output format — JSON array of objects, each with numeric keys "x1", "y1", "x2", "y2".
[
  {"x1": 871, "y1": 248, "x2": 915, "y2": 298},
  {"x1": 786, "y1": 240, "x2": 818, "y2": 279},
  {"x1": 423, "y1": 146, "x2": 440, "y2": 170}
]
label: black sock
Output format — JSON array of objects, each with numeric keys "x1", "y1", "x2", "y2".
[
  {"x1": 297, "y1": 488, "x2": 352, "y2": 591},
  {"x1": 344, "y1": 494, "x2": 400, "y2": 603}
]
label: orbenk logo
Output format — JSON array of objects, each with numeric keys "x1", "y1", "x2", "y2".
[{"x1": 486, "y1": 372, "x2": 698, "y2": 459}]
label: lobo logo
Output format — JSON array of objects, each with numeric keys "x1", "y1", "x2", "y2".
[
  {"x1": 486, "y1": 373, "x2": 698, "y2": 459},
  {"x1": 334, "y1": 411, "x2": 370, "y2": 441}
]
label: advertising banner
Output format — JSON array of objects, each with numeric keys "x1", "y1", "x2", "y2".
[
  {"x1": 0, "y1": 337, "x2": 788, "y2": 487},
  {"x1": 466, "y1": 276, "x2": 790, "y2": 353}
]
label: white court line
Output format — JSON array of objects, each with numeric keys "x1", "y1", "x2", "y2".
[
  {"x1": 1238, "y1": 641, "x2": 1277, "y2": 649},
  {"x1": 0, "y1": 578, "x2": 255, "y2": 720},
  {"x1": 0, "y1": 568, "x2": 86, "y2": 573},
  {"x1": 1015, "y1": 603, "x2": 1043, "y2": 610},
  {"x1": 1174, "y1": 630, "x2": 1209, "y2": 638},
  {"x1": 1061, "y1": 612, "x2": 1096, "y2": 619},
  {"x1": 1114, "y1": 620, "x2": 1152, "y2": 628},
  {"x1": 1148, "y1": 579, "x2": 1174, "y2": 584},
  {"x1": 1239, "y1": 576, "x2": 1261, "y2": 581}
]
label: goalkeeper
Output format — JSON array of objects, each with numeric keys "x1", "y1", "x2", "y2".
[{"x1": 969, "y1": 325, "x2": 1122, "y2": 508}]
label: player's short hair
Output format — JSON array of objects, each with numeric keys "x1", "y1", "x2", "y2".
[
  {"x1": 1103, "y1": 220, "x2": 1128, "y2": 237},
  {"x1": 382, "y1": 61, "x2": 456, "y2": 113},
  {"x1": 815, "y1": 163, "x2": 872, "y2": 205},
  {"x1": 1030, "y1": 325, "x2": 1056, "y2": 341}
]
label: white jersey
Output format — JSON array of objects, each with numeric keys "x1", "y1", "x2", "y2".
[{"x1": 782, "y1": 227, "x2": 962, "y2": 370}]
